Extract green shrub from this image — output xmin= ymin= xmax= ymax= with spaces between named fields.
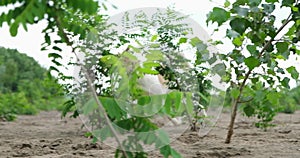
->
xmin=0 ymin=92 xmax=37 ymax=120
xmin=0 ymin=47 xmax=65 ymax=121
xmin=280 ymin=96 xmax=297 ymax=114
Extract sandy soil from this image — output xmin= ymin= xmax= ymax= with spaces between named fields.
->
xmin=0 ymin=110 xmax=299 ymax=158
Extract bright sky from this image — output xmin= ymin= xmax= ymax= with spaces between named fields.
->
xmin=0 ymin=0 xmax=299 ymax=86
xmin=0 ymin=0 xmax=218 ymax=68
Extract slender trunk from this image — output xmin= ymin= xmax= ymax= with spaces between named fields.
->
xmin=225 ymin=97 xmax=239 ymax=143
xmin=225 ymin=77 xmax=247 ymax=144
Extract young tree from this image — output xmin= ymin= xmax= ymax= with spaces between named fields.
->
xmin=2 ymin=0 xmax=299 ymax=157
xmin=71 ymin=8 xmax=215 ymax=157
xmin=207 ymin=0 xmax=300 ymax=143
xmin=1 ymin=1 xmax=201 ymax=157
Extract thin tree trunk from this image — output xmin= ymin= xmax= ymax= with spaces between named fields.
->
xmin=225 ymin=97 xmax=239 ymax=143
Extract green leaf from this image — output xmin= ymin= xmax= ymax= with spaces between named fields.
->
xmin=138 ymin=67 xmax=159 ymax=75
xmin=190 ymin=37 xmax=208 ymax=54
xmin=249 ymin=0 xmax=262 ymax=6
xmin=226 ymin=29 xmax=240 ymax=38
xmin=86 ymin=30 xmax=98 ymax=43
xmin=262 ymin=4 xmax=276 ymax=13
xmin=147 ymin=50 xmax=164 ymax=61
xmin=122 ymin=51 xmax=138 ymax=61
xmin=145 ymin=133 xmax=156 ymax=145
xmin=159 ymin=145 xmax=171 ymax=157
xmin=265 ymin=0 xmax=278 ymax=2
xmin=157 ymin=129 xmax=170 ymax=145
xmin=292 ymin=6 xmax=300 ymax=20
xmin=276 ymin=68 xmax=284 ymax=74
xmin=246 ymin=45 xmax=257 ymax=55
xmin=212 ymin=63 xmax=226 ymax=76
xmin=150 ymin=43 xmax=160 ymax=48
xmin=206 ymin=7 xmax=230 ymax=26
xmin=254 ymin=89 xmax=266 ymax=102
xmin=164 ymin=91 xmax=183 ymax=116
xmin=267 ymin=69 xmax=275 ymax=75
xmin=0 ymin=0 xmax=21 ymax=6
xmin=8 ymin=0 xmax=46 ymax=36
xmin=93 ymin=126 xmax=112 ymax=141
xmin=82 ymin=99 xmax=97 ymax=115
xmin=286 ymin=66 xmax=299 ymax=79
xmin=233 ymin=0 xmax=248 ymax=5
xmin=233 ymin=37 xmax=244 ymax=46
xmin=66 ymin=0 xmax=98 ymax=14
xmin=282 ymin=0 xmax=295 ymax=7
xmin=230 ymin=18 xmax=250 ymax=35
xmin=21 ymin=21 xmax=28 ymax=32
xmin=244 ymin=56 xmax=260 ymax=70
xmin=48 ymin=53 xmax=62 ymax=59
xmin=232 ymin=6 xmax=249 ymax=17
xmin=101 ymin=3 xmax=107 ymax=10
xmin=207 ymin=54 xmax=217 ymax=64
xmin=62 ymin=100 xmax=75 ymax=117
xmin=224 ymin=0 xmax=231 ymax=7
xmin=266 ymin=43 xmax=274 ymax=52
xmin=137 ymin=96 xmax=151 ymax=105
xmin=185 ymin=92 xmax=194 ymax=115
xmin=251 ymin=77 xmax=259 ymax=83
xmin=143 ymin=61 xmax=160 ymax=68
xmin=53 ymin=46 xmax=62 ymax=52
xmin=44 ymin=33 xmax=51 ymax=45
xmin=281 ymin=77 xmax=290 ymax=88
xmin=100 ymin=97 xmax=125 ymax=120
xmin=276 ymin=42 xmax=289 ymax=54
xmin=49 ymin=66 xmax=59 ymax=73
xmin=230 ymin=88 xmax=240 ymax=99
xmin=151 ymin=35 xmax=158 ymax=42
xmin=100 ymin=55 xmax=118 ymax=65
xmin=178 ymin=37 xmax=187 ymax=44
xmin=51 ymin=59 xmax=62 ymax=66
xmin=9 ymin=22 xmax=19 ymax=36
xmin=244 ymin=105 xmax=255 ymax=117
xmin=170 ymin=148 xmax=182 ymax=158
xmin=190 ymin=37 xmax=202 ymax=47
xmin=247 ymin=32 xmax=262 ymax=43
xmin=128 ymin=45 xmax=141 ymax=53
xmin=267 ymin=92 xmax=280 ymax=105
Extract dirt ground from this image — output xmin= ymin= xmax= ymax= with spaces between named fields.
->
xmin=0 ymin=110 xmax=299 ymax=158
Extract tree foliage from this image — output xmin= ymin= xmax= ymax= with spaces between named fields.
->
xmin=0 ymin=0 xmax=113 ymax=115
xmin=0 ymin=47 xmax=65 ymax=121
xmin=0 ymin=1 xmax=197 ymax=157
xmin=70 ymin=8 xmax=214 ymax=157
xmin=207 ymin=0 xmax=300 ymax=143
xmin=1 ymin=0 xmax=300 ymax=157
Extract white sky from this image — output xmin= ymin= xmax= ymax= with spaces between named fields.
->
xmin=0 ymin=0 xmax=218 ymax=68
xmin=0 ymin=0 xmax=299 ymax=86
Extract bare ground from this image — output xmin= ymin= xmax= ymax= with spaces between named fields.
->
xmin=0 ymin=110 xmax=299 ymax=158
